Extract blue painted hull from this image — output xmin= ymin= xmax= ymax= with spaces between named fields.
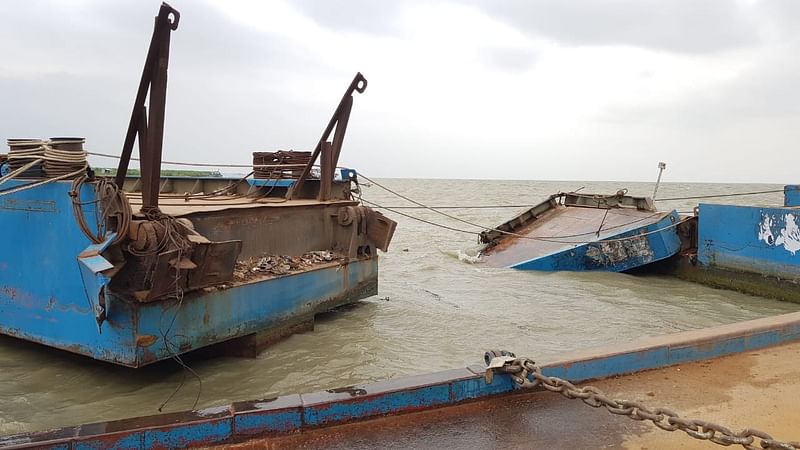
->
xmin=698 ymin=203 xmax=800 ymax=282
xmin=479 ymin=191 xmax=683 ymax=272
xmin=511 ymin=211 xmax=682 ymax=272
xmin=0 ymin=179 xmax=380 ymax=367
xmin=4 ymin=311 xmax=799 ymax=448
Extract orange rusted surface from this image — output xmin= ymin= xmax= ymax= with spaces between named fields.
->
xmin=208 ymin=341 xmax=800 ymax=450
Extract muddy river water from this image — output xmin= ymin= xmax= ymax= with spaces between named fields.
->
xmin=0 ymin=179 xmax=797 ymax=433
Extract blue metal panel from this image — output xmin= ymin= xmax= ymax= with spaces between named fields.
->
xmin=784 ymin=185 xmax=800 ymax=207
xmin=541 ymin=347 xmax=670 ymax=383
xmin=245 ymin=169 xmax=355 ymax=188
xmin=78 ymin=255 xmax=114 ymax=273
xmin=698 ymin=203 xmax=800 ymax=280
xmin=0 ymin=180 xmax=138 ymax=364
xmin=450 ymin=372 xmax=515 ymax=401
xmin=511 ymin=211 xmax=681 ymax=272
xmin=782 ymin=322 xmax=800 ymax=340
xmin=6 ymin=312 xmax=800 ymax=448
xmin=246 ymin=179 xmax=294 ymax=188
xmin=231 ymin=394 xmax=303 ymax=435
xmin=669 ymin=337 xmax=748 ymax=364
xmin=0 ymin=179 xmax=379 ymax=366
xmin=668 ymin=330 xmax=783 ymax=365
xmin=302 ymin=384 xmax=452 ymax=427
xmin=142 ymin=419 xmax=231 ymax=449
xmin=133 ymin=258 xmax=377 ymax=365
xmin=73 ymin=432 xmax=143 ymax=450
xmin=234 ymin=409 xmax=302 ymax=435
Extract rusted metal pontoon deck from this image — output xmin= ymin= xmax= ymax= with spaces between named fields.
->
xmin=211 ymin=341 xmax=800 ymax=450
xmin=4 ymin=312 xmax=799 ymax=449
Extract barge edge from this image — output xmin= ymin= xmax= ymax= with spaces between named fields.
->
xmin=4 ymin=311 xmax=800 ymax=449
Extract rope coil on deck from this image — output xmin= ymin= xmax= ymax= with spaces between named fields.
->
xmin=1 ymin=141 xmax=89 ymax=197
xmin=485 ymin=353 xmax=799 ymax=450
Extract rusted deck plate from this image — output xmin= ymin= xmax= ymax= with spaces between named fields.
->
xmin=3 ymin=313 xmax=800 ymax=448
xmin=213 ymin=341 xmax=800 ymax=450
xmin=124 ymin=194 xmax=356 ymax=216
xmin=481 ymin=206 xmax=669 ymax=268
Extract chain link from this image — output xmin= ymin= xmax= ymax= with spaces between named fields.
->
xmin=488 ymin=356 xmax=798 ymax=450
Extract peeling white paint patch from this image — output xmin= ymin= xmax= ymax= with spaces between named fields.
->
xmin=779 ymin=214 xmax=800 ymax=255
xmin=758 ymin=213 xmax=800 ymax=255
xmin=758 ymin=215 xmax=775 ymax=245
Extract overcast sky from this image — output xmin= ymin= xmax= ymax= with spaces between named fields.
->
xmin=1 ymin=0 xmax=798 ymax=183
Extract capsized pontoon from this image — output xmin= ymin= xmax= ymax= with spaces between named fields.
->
xmin=478 ymin=191 xmax=681 ymax=271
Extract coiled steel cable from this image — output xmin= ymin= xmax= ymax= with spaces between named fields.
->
xmin=70 ymin=175 xmax=131 ymax=245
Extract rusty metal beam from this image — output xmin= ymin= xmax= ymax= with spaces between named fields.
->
xmin=330 ymin=95 xmax=353 ymax=168
xmin=286 ymin=72 xmax=367 ymax=200
xmin=318 ymin=142 xmax=334 ymax=201
xmin=116 ymin=2 xmax=180 ymax=212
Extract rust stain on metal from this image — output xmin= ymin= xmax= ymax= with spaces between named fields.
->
xmin=135 ymin=334 xmax=158 ymax=347
xmin=0 ymin=286 xmax=18 ymax=299
xmin=326 ymin=386 xmax=368 ymax=397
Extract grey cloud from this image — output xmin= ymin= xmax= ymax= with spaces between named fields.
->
xmin=287 ymin=0 xmax=406 ymax=35
xmin=0 ymin=73 xmax=130 ymax=142
xmin=602 ymin=46 xmax=800 ymax=130
xmin=0 ymin=1 xmax=325 ymax=77
xmin=478 ymin=46 xmax=539 ymax=73
xmin=0 ymin=1 xmax=350 ymax=164
xmin=468 ymin=0 xmax=759 ymax=54
xmin=288 ymin=0 xmax=542 ymax=73
xmin=287 ymin=0 xmax=762 ymax=54
xmin=757 ymin=0 xmax=800 ymax=41
xmin=2 ymin=0 xmax=799 ymax=183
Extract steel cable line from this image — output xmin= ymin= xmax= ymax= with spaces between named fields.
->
xmin=357 ymin=173 xmax=679 ymax=244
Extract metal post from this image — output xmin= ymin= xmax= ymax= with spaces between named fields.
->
xmin=318 ymin=141 xmax=334 ymax=201
xmin=653 ymin=161 xmax=666 ymax=200
xmin=141 ymin=11 xmax=173 ymax=211
xmin=286 ymin=73 xmax=367 ymax=200
xmin=116 ymin=3 xmax=180 ymax=212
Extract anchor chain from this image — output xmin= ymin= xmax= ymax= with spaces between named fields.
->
xmin=484 ymin=353 xmax=798 ymax=450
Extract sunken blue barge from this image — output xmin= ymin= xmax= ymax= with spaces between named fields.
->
xmin=0 ymin=3 xmax=396 ymax=367
xmin=478 ymin=191 xmax=682 ymax=271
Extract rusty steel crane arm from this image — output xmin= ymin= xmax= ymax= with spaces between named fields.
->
xmin=115 ymin=2 xmax=180 ymax=212
xmin=286 ymin=73 xmax=368 ymax=200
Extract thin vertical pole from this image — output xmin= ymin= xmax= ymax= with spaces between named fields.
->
xmin=653 ymin=161 xmax=667 ymax=200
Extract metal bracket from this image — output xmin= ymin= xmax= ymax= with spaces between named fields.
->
xmin=286 ymin=72 xmax=367 ymax=200
xmin=77 ymin=232 xmax=119 ymax=333
xmin=483 ymin=349 xmax=517 ymax=384
xmin=484 ymin=356 xmax=517 ymax=384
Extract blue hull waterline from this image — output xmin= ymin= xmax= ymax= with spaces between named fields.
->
xmin=0 ymin=4 xmax=396 ymax=367
xmin=0 ymin=8 xmax=395 ymax=368
xmin=663 ymin=185 xmax=800 ymax=303
xmin=3 ymin=311 xmax=799 ymax=449
xmin=4 ymin=4 xmax=800 ymax=448
xmin=0 ymin=175 xmax=392 ymax=367
xmin=478 ymin=191 xmax=683 ymax=272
